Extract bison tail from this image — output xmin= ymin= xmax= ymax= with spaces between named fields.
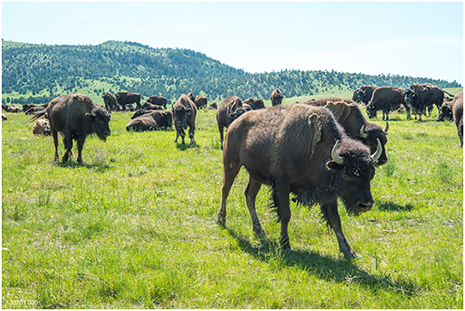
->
xmin=443 ymin=90 xmax=455 ymax=97
xmin=29 ymin=109 xmax=47 ymax=123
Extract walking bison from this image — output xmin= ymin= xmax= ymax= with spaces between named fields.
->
xmin=216 ymin=96 xmax=248 ymax=150
xmin=217 ymin=103 xmax=381 ymax=259
xmin=172 ymin=94 xmax=197 ymax=145
xmin=367 ymin=87 xmax=410 ymax=120
xmin=116 ymin=92 xmax=143 ymax=110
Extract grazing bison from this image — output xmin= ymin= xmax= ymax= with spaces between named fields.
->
xmin=208 ymin=101 xmax=218 ymax=110
xmin=304 ymin=99 xmax=388 ymax=166
xmin=146 ymin=95 xmax=168 ymax=109
xmin=116 ymin=92 xmax=143 ymax=110
xmin=367 ymin=87 xmax=409 ymax=120
xmin=32 ymin=116 xmax=51 ymax=136
xmin=217 ymin=104 xmax=381 ymax=258
xmin=216 ymin=96 xmax=248 ymax=150
xmin=270 ymin=88 xmax=283 ymax=106
xmin=172 ymin=94 xmax=197 ymax=145
xmin=244 ymin=98 xmax=266 ymax=110
xmin=195 ymin=95 xmax=208 ymax=109
xmin=102 ymin=92 xmax=118 ymax=112
xmin=33 ymin=94 xmax=111 ymax=163
xmin=126 ymin=114 xmax=158 ymax=132
xmin=352 ymin=86 xmax=377 ymax=106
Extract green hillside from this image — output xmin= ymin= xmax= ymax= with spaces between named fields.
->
xmin=2 ymin=39 xmax=462 ymax=105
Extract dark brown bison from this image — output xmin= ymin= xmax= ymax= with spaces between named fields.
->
xmin=33 ymin=94 xmax=111 ymax=163
xmin=194 ymin=95 xmax=208 ymax=109
xmin=3 ymin=104 xmax=23 ymax=113
xmin=32 ymin=116 xmax=51 ymax=136
xmin=367 ymin=87 xmax=410 ymax=120
xmin=304 ymin=97 xmax=356 ymax=106
xmin=403 ymin=84 xmax=452 ymax=120
xmin=146 ymin=95 xmax=168 ymax=109
xmin=208 ymin=101 xmax=218 ymax=110
xmin=116 ymin=92 xmax=143 ymax=110
xmin=451 ymin=91 xmax=463 ymax=146
xmin=304 ymin=99 xmax=388 ymax=166
xmin=270 ymin=88 xmax=284 ymax=106
xmin=352 ymin=86 xmax=377 ymax=106
xmin=244 ymin=98 xmax=266 ymax=110
xmin=217 ymin=104 xmax=381 ymax=258
xmin=102 ymin=92 xmax=118 ymax=112
xmin=216 ymin=96 xmax=247 ymax=150
xmin=130 ymin=110 xmax=173 ymax=129
xmin=187 ymin=92 xmax=196 ymax=103
xmin=140 ymin=102 xmax=164 ymax=111
xmin=25 ymin=105 xmax=48 ymax=115
xmin=172 ymin=94 xmax=197 ymax=145
xmin=126 ymin=114 xmax=158 ymax=132
xmin=22 ymin=103 xmax=47 ymax=113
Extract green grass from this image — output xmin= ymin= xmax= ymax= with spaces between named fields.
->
xmin=2 ymin=103 xmax=463 ymax=308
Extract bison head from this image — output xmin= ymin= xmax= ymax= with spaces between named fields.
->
xmin=328 ymin=139 xmax=381 ymax=215
xmin=227 ymin=98 xmax=247 ymax=126
xmin=172 ymin=105 xmax=191 ymax=130
xmin=86 ymin=107 xmax=111 ymax=142
xmin=402 ymin=89 xmax=416 ymax=110
xmin=438 ymin=104 xmax=453 ymax=121
xmin=359 ymin=123 xmax=388 ymax=166
xmin=353 ymin=90 xmax=366 ymax=103
xmin=366 ymin=104 xmax=377 ymax=119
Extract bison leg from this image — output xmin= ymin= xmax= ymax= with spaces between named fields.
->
xmin=244 ymin=176 xmax=265 ymax=235
xmin=321 ymin=202 xmax=357 ymax=259
xmin=273 ymin=181 xmax=291 ymax=250
xmin=51 ymin=128 xmax=59 ymax=161
xmin=189 ymin=125 xmax=196 ymax=146
xmin=76 ymin=136 xmax=86 ymax=163
xmin=217 ymin=157 xmax=242 ymax=227
xmin=62 ymin=133 xmax=73 ymax=162
xmin=218 ymin=124 xmax=225 ymax=150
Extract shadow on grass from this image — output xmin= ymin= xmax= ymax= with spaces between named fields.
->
xmin=56 ymin=160 xmax=112 ymax=171
xmin=377 ymin=201 xmax=414 ymax=212
xmin=224 ymin=227 xmax=419 ymax=298
xmin=176 ymin=143 xmax=199 ymax=150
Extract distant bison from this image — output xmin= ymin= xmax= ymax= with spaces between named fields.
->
xmin=403 ymin=84 xmax=452 ymax=120
xmin=208 ymin=101 xmax=218 ymax=110
xmin=172 ymin=94 xmax=197 ymax=145
xmin=126 ymin=114 xmax=158 ymax=132
xmin=102 ymin=92 xmax=118 ymax=112
xmin=140 ymin=102 xmax=164 ymax=111
xmin=146 ymin=96 xmax=168 ymax=109
xmin=217 ymin=104 xmax=381 ymax=258
xmin=216 ymin=96 xmax=247 ymax=150
xmin=195 ymin=95 xmax=208 ymax=109
xmin=270 ymin=88 xmax=283 ymax=106
xmin=116 ymin=92 xmax=143 ymax=110
xmin=244 ymin=98 xmax=266 ymax=110
xmin=352 ymin=86 xmax=377 ymax=106
xmin=367 ymin=87 xmax=409 ymax=120
xmin=33 ymin=94 xmax=111 ymax=163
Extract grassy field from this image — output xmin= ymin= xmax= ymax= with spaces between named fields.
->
xmin=2 ymin=98 xmax=463 ymax=308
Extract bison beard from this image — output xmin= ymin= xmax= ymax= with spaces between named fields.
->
xmin=217 ymin=104 xmax=380 ymax=259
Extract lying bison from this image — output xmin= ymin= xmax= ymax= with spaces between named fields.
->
xmin=216 ymin=96 xmax=248 ymax=150
xmin=172 ymin=94 xmax=197 ymax=145
xmin=146 ymin=95 xmax=168 ymax=109
xmin=33 ymin=94 xmax=111 ymax=163
xmin=304 ymin=99 xmax=388 ymax=166
xmin=217 ymin=104 xmax=381 ymax=259
xmin=126 ymin=114 xmax=158 ymax=132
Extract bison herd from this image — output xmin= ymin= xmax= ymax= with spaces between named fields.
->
xmin=2 ymin=84 xmax=463 ymax=258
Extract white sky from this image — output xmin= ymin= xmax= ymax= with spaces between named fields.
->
xmin=2 ymin=1 xmax=463 ymax=84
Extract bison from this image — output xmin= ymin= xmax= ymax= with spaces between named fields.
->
xmin=304 ymin=99 xmax=388 ymax=166
xmin=102 ymin=92 xmax=118 ymax=112
xmin=244 ymin=98 xmax=266 ymax=110
xmin=172 ymin=94 xmax=197 ymax=145
xmin=126 ymin=114 xmax=158 ymax=132
xmin=451 ymin=91 xmax=463 ymax=146
xmin=33 ymin=94 xmax=111 ymax=163
xmin=270 ymin=88 xmax=283 ymax=106
xmin=2 ymin=113 xmax=7 ymax=121
xmin=140 ymin=102 xmax=164 ymax=111
xmin=217 ymin=104 xmax=381 ymax=259
xmin=216 ymin=96 xmax=248 ymax=150
xmin=116 ymin=92 xmax=143 ymax=110
xmin=146 ymin=95 xmax=168 ymax=109
xmin=194 ymin=95 xmax=208 ymax=110
xmin=367 ymin=87 xmax=410 ymax=120
xmin=208 ymin=101 xmax=218 ymax=110
xmin=352 ymin=86 xmax=377 ymax=106
xmin=403 ymin=84 xmax=452 ymax=120
xmin=32 ymin=116 xmax=51 ymax=136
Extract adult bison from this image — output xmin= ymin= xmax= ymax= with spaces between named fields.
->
xmin=102 ymin=92 xmax=118 ymax=112
xmin=403 ymin=84 xmax=452 ymax=120
xmin=304 ymin=99 xmax=388 ymax=166
xmin=33 ymin=94 xmax=111 ymax=163
xmin=270 ymin=88 xmax=283 ymax=106
xmin=216 ymin=96 xmax=247 ymax=150
xmin=244 ymin=98 xmax=266 ymax=110
xmin=146 ymin=95 xmax=168 ymax=109
xmin=131 ymin=110 xmax=172 ymax=129
xmin=194 ymin=95 xmax=208 ymax=110
xmin=126 ymin=114 xmax=158 ymax=132
xmin=140 ymin=102 xmax=164 ymax=111
xmin=451 ymin=91 xmax=463 ymax=146
xmin=352 ymin=86 xmax=377 ymax=106
xmin=217 ymin=104 xmax=381 ymax=259
xmin=116 ymin=92 xmax=143 ymax=110
xmin=172 ymin=94 xmax=197 ymax=145
xmin=438 ymin=91 xmax=463 ymax=122
xmin=367 ymin=87 xmax=410 ymax=120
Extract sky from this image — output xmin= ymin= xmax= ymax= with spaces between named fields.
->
xmin=2 ymin=1 xmax=463 ymax=84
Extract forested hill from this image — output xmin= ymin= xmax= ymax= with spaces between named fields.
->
xmin=2 ymin=39 xmax=461 ymax=104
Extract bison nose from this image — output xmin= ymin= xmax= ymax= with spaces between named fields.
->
xmin=104 ymin=130 xmax=111 ymax=137
xmin=357 ymin=201 xmax=373 ymax=212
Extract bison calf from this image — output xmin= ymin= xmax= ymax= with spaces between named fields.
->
xmin=217 ymin=104 xmax=381 ymax=259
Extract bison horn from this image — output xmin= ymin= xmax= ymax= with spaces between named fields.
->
xmin=371 ymin=138 xmax=383 ymax=163
xmin=384 ymin=121 xmax=389 ymax=133
xmin=331 ymin=140 xmax=344 ymax=165
xmin=360 ymin=125 xmax=368 ymax=139
xmin=91 ymin=107 xmax=96 ymax=117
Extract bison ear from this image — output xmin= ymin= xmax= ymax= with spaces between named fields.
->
xmin=85 ymin=112 xmax=93 ymax=119
xmin=327 ymin=160 xmax=344 ymax=170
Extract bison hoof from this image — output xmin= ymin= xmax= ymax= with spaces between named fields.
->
xmin=343 ymin=251 xmax=358 ymax=260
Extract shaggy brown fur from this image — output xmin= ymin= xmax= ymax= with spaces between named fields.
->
xmin=216 ymin=96 xmax=247 ymax=150
xmin=270 ymin=88 xmax=283 ymax=106
xmin=172 ymin=94 xmax=197 ymax=145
